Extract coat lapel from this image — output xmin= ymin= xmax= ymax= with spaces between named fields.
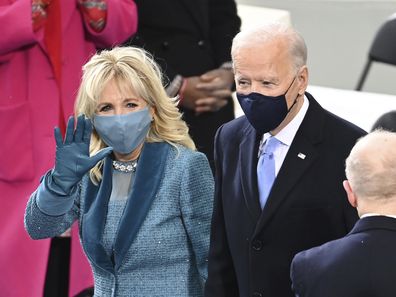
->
xmin=253 ymin=93 xmax=324 ymax=236
xmin=113 ymin=142 xmax=170 ymax=270
xmin=82 ymin=157 xmax=114 ymax=273
xmin=60 ymin=1 xmax=76 ymax=35
xmin=239 ymin=122 xmax=262 ymax=222
xmin=37 ymin=1 xmax=76 ymax=58
xmin=81 ymin=142 xmax=170 ymax=273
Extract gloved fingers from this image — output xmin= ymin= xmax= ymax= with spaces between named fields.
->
xmin=89 ymin=147 xmax=113 ymax=166
xmin=64 ymin=116 xmax=75 ymax=144
xmin=74 ymin=115 xmax=85 ymax=143
xmin=54 ymin=127 xmax=64 ymax=147
xmin=83 ymin=117 xmax=93 ymax=144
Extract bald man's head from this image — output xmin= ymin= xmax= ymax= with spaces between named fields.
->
xmin=346 ymin=130 xmax=396 ymax=202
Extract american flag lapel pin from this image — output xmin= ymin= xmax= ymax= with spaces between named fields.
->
xmin=297 ymin=153 xmax=306 ymax=159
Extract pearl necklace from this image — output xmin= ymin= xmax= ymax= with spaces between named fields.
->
xmin=112 ymin=159 xmax=138 ymax=173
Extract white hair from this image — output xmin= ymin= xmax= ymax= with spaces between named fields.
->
xmin=231 ymin=22 xmax=307 ymax=72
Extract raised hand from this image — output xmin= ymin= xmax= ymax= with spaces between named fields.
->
xmin=51 ymin=115 xmax=113 ymax=193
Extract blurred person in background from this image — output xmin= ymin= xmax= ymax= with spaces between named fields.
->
xmin=371 ymin=110 xmax=396 ymax=132
xmin=126 ymin=0 xmax=241 ymax=171
xmin=0 ymin=1 xmax=137 ymax=296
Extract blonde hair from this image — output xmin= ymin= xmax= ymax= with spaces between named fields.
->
xmin=345 ymin=130 xmax=396 ymax=201
xmin=74 ymin=46 xmax=195 ymax=183
xmin=231 ymin=22 xmax=307 ymax=72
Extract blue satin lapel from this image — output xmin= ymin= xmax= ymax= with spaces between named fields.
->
xmin=81 ymin=143 xmax=170 ymax=272
xmin=113 ymin=142 xmax=170 ymax=270
xmin=82 ymin=157 xmax=114 ymax=273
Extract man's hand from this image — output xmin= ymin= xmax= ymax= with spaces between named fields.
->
xmin=179 ymin=76 xmax=209 ymax=110
xmin=197 ymin=68 xmax=234 ymax=94
xmin=181 ymin=68 xmax=234 ymax=114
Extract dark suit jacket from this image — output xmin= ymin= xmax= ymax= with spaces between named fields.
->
xmin=291 ymin=216 xmax=396 ymax=297
xmin=126 ymin=0 xmax=241 ymax=169
xmin=205 ymin=93 xmax=367 ymax=297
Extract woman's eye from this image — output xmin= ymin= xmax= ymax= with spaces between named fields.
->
xmin=126 ymin=102 xmax=138 ymax=108
xmin=99 ymin=105 xmax=112 ymax=112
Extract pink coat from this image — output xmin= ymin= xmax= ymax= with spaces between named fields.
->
xmin=0 ymin=1 xmax=137 ymax=296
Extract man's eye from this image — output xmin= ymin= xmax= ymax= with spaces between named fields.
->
xmin=238 ymin=80 xmax=249 ymax=86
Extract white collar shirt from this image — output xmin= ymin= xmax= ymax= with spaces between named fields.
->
xmin=258 ymin=95 xmax=309 ymax=176
xmin=361 ymin=213 xmax=396 ymax=219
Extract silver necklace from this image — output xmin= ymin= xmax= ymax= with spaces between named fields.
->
xmin=112 ymin=159 xmax=138 ymax=173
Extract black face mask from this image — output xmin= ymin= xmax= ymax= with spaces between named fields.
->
xmin=236 ymin=76 xmax=299 ymax=134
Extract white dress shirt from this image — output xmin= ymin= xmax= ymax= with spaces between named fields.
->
xmin=258 ymin=95 xmax=309 ymax=176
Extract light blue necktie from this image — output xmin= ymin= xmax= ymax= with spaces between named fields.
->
xmin=257 ymin=136 xmax=280 ymax=209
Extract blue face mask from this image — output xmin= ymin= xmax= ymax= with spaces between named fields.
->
xmin=93 ymin=107 xmax=152 ymax=154
xmin=236 ymin=77 xmax=298 ymax=134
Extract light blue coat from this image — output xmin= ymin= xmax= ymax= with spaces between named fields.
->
xmin=25 ymin=142 xmax=214 ymax=297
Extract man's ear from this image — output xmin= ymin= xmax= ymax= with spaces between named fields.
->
xmin=297 ymin=66 xmax=308 ymax=96
xmin=343 ymin=180 xmax=358 ymax=208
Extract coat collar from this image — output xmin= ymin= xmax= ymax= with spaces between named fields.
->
xmin=349 ymin=216 xmax=396 ymax=235
xmin=37 ymin=1 xmax=76 ymax=56
xmin=82 ymin=142 xmax=170 ymax=273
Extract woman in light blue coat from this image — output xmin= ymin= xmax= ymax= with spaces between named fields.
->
xmin=24 ymin=47 xmax=214 ymax=297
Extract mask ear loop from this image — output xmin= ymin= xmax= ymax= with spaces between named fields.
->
xmin=287 ymin=94 xmax=300 ymax=112
xmin=284 ymin=75 xmax=297 ymax=96
xmin=284 ymin=73 xmax=299 ymax=113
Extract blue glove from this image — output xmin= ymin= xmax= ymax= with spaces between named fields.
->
xmin=51 ymin=115 xmax=113 ymax=194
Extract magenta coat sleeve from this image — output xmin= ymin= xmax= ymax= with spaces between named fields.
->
xmin=0 ymin=0 xmax=38 ymax=57
xmin=0 ymin=1 xmax=137 ymax=296
xmin=0 ymin=0 xmax=138 ymax=57
xmin=85 ymin=0 xmax=138 ymax=49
